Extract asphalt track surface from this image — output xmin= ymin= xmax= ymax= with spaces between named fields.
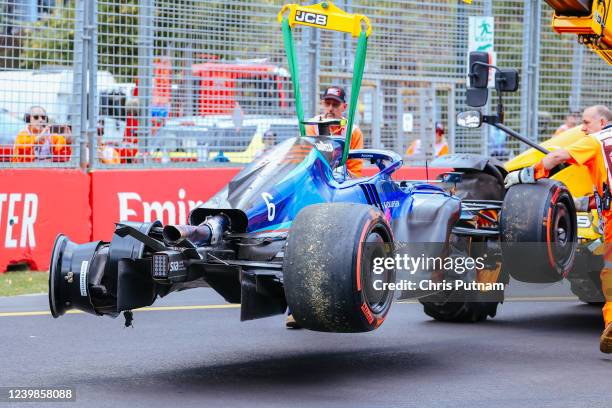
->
xmin=0 ymin=282 xmax=610 ymax=408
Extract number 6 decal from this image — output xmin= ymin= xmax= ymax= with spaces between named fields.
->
xmin=261 ymin=192 xmax=275 ymax=221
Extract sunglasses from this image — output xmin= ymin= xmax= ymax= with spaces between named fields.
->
xmin=32 ymin=115 xmax=47 ymax=121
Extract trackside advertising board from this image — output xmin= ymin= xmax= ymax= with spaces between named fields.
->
xmin=0 ymin=169 xmax=90 ymax=272
xmin=0 ymin=166 xmax=447 ymax=272
xmin=90 ymin=168 xmax=240 ymax=240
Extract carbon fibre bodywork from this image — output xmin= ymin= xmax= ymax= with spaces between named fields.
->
xmin=199 ymin=136 xmax=461 ymax=240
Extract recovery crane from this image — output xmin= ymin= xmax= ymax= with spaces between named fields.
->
xmin=546 ymin=0 xmax=612 ymax=64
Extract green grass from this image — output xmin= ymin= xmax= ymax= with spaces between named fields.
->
xmin=0 ymin=271 xmax=48 ymax=297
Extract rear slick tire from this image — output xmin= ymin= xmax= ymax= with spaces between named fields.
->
xmin=420 ymin=236 xmax=509 ymax=323
xmin=283 ymin=203 xmax=395 ymax=332
xmin=421 ymin=169 xmax=507 ymax=323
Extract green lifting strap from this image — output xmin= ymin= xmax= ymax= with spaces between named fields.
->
xmin=342 ymin=31 xmax=367 ymax=166
xmin=282 ymin=17 xmax=306 ymax=137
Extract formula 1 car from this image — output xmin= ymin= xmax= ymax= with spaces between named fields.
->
xmin=48 ymin=4 xmax=578 ymax=330
xmin=49 ymin=123 xmax=578 ymax=330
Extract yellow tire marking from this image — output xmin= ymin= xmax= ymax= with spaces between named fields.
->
xmin=0 ymin=303 xmax=240 ymax=317
xmin=0 ymin=296 xmax=581 ymax=318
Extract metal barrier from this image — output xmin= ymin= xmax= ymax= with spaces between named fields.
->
xmin=1 ymin=0 xmax=612 ymax=168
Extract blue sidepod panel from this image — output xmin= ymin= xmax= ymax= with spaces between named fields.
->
xmin=197 ymin=136 xmax=461 ymax=241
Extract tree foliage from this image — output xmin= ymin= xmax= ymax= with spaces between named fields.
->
xmin=19 ymin=1 xmax=139 ymax=80
xmin=19 ymin=0 xmax=282 ymax=81
xmin=19 ymin=3 xmax=75 ymax=69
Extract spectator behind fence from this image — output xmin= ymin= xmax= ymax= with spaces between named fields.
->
xmin=554 ymin=112 xmax=579 ymax=136
xmin=255 ymin=130 xmax=277 ymax=159
xmin=91 ymin=119 xmax=120 ymax=165
xmin=488 ymin=126 xmax=510 ymax=161
xmin=406 ymin=122 xmax=449 ymax=158
xmin=121 ymin=97 xmax=139 ymax=163
xmin=12 ymin=106 xmax=71 ymax=162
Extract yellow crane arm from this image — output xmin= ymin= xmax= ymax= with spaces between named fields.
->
xmin=278 ymin=2 xmax=371 ymax=37
xmin=546 ymin=0 xmax=612 ymax=65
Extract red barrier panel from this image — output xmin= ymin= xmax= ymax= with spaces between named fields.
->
xmin=90 ymin=168 xmax=241 ymax=241
xmin=0 ymin=169 xmax=90 ymax=272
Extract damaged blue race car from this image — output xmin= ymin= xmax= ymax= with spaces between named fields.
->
xmin=48 ymin=3 xmax=578 ymax=332
xmin=48 ymin=116 xmax=578 ymax=331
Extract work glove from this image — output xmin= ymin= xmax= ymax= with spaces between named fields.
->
xmin=504 ymin=166 xmax=535 ymax=189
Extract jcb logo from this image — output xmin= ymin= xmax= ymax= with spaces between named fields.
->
xmin=295 ymin=10 xmax=328 ymax=26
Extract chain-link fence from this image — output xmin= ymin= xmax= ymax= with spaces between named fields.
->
xmin=0 ymin=0 xmax=80 ymax=165
xmin=1 ymin=0 xmax=612 ymax=168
